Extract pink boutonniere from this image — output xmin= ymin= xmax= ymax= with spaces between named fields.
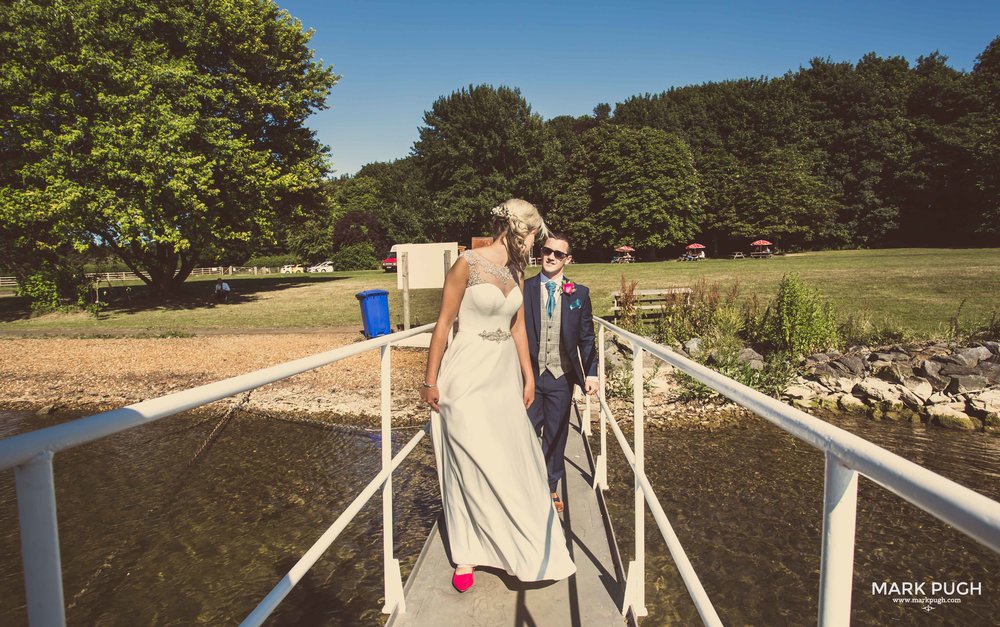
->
xmin=562 ymin=278 xmax=576 ymax=295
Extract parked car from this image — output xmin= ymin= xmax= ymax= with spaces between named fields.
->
xmin=381 ymin=254 xmax=397 ymax=272
xmin=307 ymin=261 xmax=334 ymax=273
xmin=280 ymin=264 xmax=304 ymax=274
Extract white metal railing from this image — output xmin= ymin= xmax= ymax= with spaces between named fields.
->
xmin=0 ymin=323 xmax=435 ymax=627
xmin=589 ymin=317 xmax=1000 ymax=626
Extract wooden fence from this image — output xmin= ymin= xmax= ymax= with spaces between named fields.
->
xmin=0 ymin=266 xmax=280 ymax=289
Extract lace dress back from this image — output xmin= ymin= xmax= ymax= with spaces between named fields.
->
xmin=464 ymin=249 xmax=517 ymax=296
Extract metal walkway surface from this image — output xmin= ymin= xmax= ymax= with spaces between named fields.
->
xmin=388 ymin=402 xmax=630 ymax=627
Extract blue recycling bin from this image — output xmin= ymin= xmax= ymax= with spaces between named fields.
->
xmin=356 ymin=289 xmax=391 ymax=338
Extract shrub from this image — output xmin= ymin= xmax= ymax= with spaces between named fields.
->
xmin=945 ymin=301 xmax=1000 ymax=342
xmin=761 ymin=273 xmax=840 ymax=357
xmin=603 ymin=360 xmax=658 ymax=400
xmin=650 ymin=279 xmax=740 ymax=345
xmin=616 ymin=275 xmax=642 ymax=333
xmin=839 ymin=312 xmax=912 ymax=347
xmin=17 ymin=263 xmax=90 ymax=313
xmin=331 ymin=242 xmax=379 ymax=271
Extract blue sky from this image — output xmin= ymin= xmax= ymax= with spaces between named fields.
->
xmin=275 ymin=1 xmax=1000 ymax=176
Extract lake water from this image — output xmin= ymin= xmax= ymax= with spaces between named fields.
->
xmin=1 ymin=408 xmax=997 ymax=625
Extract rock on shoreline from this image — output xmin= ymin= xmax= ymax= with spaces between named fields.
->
xmin=784 ymin=341 xmax=1000 ymax=432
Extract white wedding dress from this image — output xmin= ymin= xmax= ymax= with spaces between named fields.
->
xmin=431 ymin=249 xmax=576 ymax=582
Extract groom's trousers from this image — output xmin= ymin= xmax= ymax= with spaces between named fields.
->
xmin=527 ymin=370 xmax=575 ymax=493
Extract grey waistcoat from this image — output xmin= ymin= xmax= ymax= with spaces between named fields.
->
xmin=539 ymin=285 xmax=573 ymax=378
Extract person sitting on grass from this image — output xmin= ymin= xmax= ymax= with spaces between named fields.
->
xmin=214 ymin=278 xmax=231 ymax=303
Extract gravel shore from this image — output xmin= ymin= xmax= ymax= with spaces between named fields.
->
xmin=0 ymin=334 xmax=430 ymax=427
xmin=0 ymin=333 xmax=749 ymax=433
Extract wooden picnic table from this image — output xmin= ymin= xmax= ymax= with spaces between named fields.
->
xmin=729 ymin=252 xmax=745 ymax=259
xmin=750 ymin=251 xmax=772 ymax=259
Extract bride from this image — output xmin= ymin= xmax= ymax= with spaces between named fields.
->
xmin=420 ymin=199 xmax=576 ymax=593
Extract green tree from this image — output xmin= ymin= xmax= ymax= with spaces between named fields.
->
xmin=0 ymin=0 xmax=337 ymax=296
xmin=791 ymin=54 xmax=913 ymax=245
xmin=706 ymin=147 xmax=842 ymax=249
xmin=356 ymin=157 xmax=433 ymax=247
xmin=551 ymin=124 xmax=703 ymax=257
xmin=969 ymin=37 xmax=1000 ymax=240
xmin=412 ymin=84 xmax=558 ymax=242
xmin=896 ymin=52 xmax=983 ymax=245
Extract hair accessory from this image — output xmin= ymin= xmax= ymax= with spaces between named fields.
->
xmin=490 ymin=204 xmax=511 ymax=219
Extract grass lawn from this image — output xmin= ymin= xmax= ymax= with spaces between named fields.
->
xmin=0 ymin=248 xmax=997 ymax=337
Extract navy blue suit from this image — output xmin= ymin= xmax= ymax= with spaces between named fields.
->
xmin=523 ymin=272 xmax=598 ymax=492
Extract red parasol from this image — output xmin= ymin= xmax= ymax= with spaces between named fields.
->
xmin=685 ymin=243 xmax=706 ymax=249
xmin=751 ymin=239 xmax=772 ymax=247
xmin=615 ymin=246 xmax=635 ymax=252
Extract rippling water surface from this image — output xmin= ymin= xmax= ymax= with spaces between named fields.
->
xmin=597 ymin=412 xmax=1000 ymax=626
xmin=1 ymin=409 xmax=997 ymax=625
xmin=0 ymin=410 xmax=441 ymax=626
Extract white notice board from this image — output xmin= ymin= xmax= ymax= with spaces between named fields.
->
xmin=395 ymin=242 xmax=459 ymax=289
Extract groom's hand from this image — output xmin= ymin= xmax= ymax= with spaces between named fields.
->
xmin=585 ymin=376 xmax=598 ymax=395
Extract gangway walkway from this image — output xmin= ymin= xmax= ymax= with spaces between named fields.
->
xmin=388 ymin=401 xmax=629 ymax=626
xmin=2 ymin=319 xmax=998 ymax=626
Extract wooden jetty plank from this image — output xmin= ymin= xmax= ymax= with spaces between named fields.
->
xmin=388 ymin=401 xmax=628 ymax=626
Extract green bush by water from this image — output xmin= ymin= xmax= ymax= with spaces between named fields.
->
xmin=762 ymin=273 xmax=840 ymax=357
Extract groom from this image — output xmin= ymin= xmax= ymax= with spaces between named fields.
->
xmin=524 ymin=233 xmax=598 ymax=513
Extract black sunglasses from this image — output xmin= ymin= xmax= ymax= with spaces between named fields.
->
xmin=540 ymin=246 xmax=569 ymax=260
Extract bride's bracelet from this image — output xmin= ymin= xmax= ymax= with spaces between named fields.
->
xmin=421 ymin=381 xmax=437 ymax=388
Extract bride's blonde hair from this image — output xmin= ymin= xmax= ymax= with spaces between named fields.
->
xmin=489 ymin=199 xmax=548 ymax=279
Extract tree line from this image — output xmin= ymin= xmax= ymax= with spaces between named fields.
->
xmin=326 ymin=38 xmax=998 ymax=264
xmin=1 ymin=0 xmax=997 ymax=303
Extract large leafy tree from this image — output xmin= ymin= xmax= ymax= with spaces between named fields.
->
xmin=411 ymin=84 xmax=558 ymax=243
xmin=0 ymin=0 xmax=337 ymax=296
xmin=355 ymin=157 xmax=433 ymax=246
xmin=968 ymin=37 xmax=1000 ymax=240
xmin=551 ymin=124 xmax=703 ymax=258
xmin=791 ymin=54 xmax=914 ymax=246
xmin=894 ymin=52 xmax=982 ymax=245
xmin=703 ymin=147 xmax=841 ymax=249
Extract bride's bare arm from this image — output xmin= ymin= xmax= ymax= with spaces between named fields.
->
xmin=510 ymin=278 xmax=535 ymax=409
xmin=421 ymin=257 xmax=469 ymax=411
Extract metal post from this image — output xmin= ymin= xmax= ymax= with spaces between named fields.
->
xmin=15 ymin=451 xmax=66 ymax=627
xmin=818 ymin=454 xmax=858 ymax=626
xmin=593 ymin=325 xmax=607 ymax=491
xmin=632 ymin=343 xmax=647 ymax=616
xmin=401 ymin=252 xmax=410 ymax=331
xmin=380 ymin=345 xmax=405 ymax=614
xmin=443 ymin=249 xmax=452 ymax=279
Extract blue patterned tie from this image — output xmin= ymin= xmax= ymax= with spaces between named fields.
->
xmin=545 ymin=280 xmax=557 ymax=318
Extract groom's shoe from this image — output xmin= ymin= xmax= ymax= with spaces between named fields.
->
xmin=452 ymin=567 xmax=475 ymax=593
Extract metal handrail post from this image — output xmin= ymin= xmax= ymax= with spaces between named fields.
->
xmin=818 ymin=454 xmax=859 ymax=626
xmin=15 ymin=451 xmax=66 ymax=627
xmin=632 ymin=343 xmax=647 ymax=617
xmin=380 ymin=345 xmax=405 ymax=614
xmin=593 ymin=325 xmax=608 ymax=491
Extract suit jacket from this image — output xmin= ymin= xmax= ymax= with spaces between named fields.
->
xmin=524 ymin=272 xmax=598 ymax=385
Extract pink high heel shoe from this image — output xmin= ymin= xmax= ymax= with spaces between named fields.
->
xmin=452 ymin=567 xmax=475 ymax=593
